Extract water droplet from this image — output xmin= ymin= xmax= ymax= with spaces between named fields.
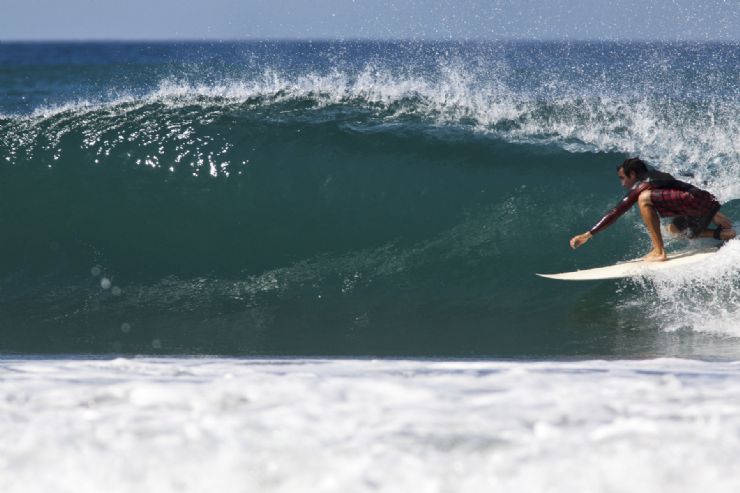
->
xmin=91 ymin=265 xmax=102 ymax=276
xmin=121 ymin=323 xmax=131 ymax=333
xmin=100 ymin=278 xmax=112 ymax=290
xmin=151 ymin=339 xmax=162 ymax=349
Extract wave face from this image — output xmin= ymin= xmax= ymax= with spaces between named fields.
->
xmin=1 ymin=41 xmax=739 ymax=356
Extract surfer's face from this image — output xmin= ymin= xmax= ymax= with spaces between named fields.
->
xmin=618 ymin=168 xmax=638 ymax=189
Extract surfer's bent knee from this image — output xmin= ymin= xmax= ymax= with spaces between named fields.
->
xmin=667 ymin=223 xmax=681 ymax=236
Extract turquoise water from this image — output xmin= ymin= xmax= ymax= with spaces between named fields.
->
xmin=1 ymin=41 xmax=739 ymax=356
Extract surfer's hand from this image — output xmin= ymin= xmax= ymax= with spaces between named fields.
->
xmin=570 ymin=232 xmax=592 ymax=249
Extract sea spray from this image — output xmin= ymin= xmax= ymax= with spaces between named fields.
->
xmin=631 ymin=239 xmax=740 ymax=336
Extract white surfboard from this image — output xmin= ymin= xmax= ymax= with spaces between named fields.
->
xmin=537 ymin=246 xmax=721 ymax=281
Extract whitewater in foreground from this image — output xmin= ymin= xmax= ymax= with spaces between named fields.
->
xmin=1 ymin=357 xmax=739 ymax=492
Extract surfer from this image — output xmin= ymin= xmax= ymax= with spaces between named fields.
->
xmin=569 ymin=157 xmax=736 ymax=262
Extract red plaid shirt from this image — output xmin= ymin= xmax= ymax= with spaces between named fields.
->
xmin=589 ymin=178 xmax=719 ymax=236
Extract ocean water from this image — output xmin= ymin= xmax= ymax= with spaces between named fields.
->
xmin=1 ymin=41 xmax=739 ymax=357
xmin=1 ymin=41 xmax=739 ymax=491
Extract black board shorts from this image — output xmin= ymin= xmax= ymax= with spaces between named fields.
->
xmin=670 ymin=202 xmax=721 ymax=238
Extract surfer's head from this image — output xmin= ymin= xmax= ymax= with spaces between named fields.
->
xmin=617 ymin=157 xmax=647 ymax=188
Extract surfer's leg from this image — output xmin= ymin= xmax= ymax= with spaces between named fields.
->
xmin=713 ymin=211 xmax=732 ymax=229
xmin=667 ymin=208 xmax=735 ymax=241
xmin=695 ymin=227 xmax=736 ymax=241
xmin=668 ymin=216 xmax=689 ymax=237
xmin=638 ymin=190 xmax=667 ymax=261
xmin=690 ymin=212 xmax=736 ymax=241
xmin=711 ymin=212 xmax=736 ymax=239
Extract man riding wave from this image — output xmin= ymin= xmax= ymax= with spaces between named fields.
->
xmin=570 ymin=157 xmax=736 ymax=261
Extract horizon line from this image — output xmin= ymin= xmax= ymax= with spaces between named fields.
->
xmin=2 ymin=37 xmax=738 ymax=44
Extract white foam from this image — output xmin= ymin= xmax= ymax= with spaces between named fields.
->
xmin=633 ymin=238 xmax=740 ymax=337
xmin=6 ymin=63 xmax=738 ymax=200
xmin=141 ymin=66 xmax=740 ymax=202
xmin=1 ymin=357 xmax=740 ymax=493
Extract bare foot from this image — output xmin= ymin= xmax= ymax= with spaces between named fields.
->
xmin=643 ymin=249 xmax=668 ymax=262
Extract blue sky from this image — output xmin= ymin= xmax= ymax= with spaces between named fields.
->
xmin=2 ymin=0 xmax=738 ymax=41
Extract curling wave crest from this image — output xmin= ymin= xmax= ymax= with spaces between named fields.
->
xmin=4 ymin=64 xmax=738 ymax=200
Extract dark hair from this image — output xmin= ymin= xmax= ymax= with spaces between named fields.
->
xmin=618 ymin=157 xmax=648 ymax=177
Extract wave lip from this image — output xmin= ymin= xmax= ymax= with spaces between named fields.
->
xmin=3 ymin=62 xmax=738 ymax=200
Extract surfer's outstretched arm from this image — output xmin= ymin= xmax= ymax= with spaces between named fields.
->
xmin=569 ymin=183 xmax=648 ymax=250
